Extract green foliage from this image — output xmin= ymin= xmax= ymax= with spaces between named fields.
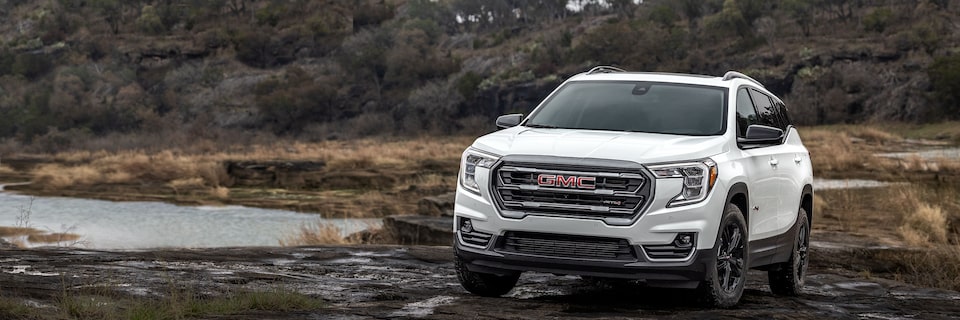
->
xmin=863 ymin=7 xmax=893 ymax=33
xmin=256 ymin=67 xmax=341 ymax=135
xmin=255 ymin=3 xmax=286 ymax=27
xmin=649 ymin=4 xmax=679 ymax=28
xmin=456 ymin=72 xmax=483 ymax=100
xmin=0 ymin=50 xmax=14 ymax=76
xmin=353 ymin=1 xmax=395 ymax=28
xmin=402 ymin=18 xmax=443 ymax=43
xmin=136 ymin=5 xmax=165 ymax=35
xmin=90 ymin=0 xmax=124 ymax=34
xmin=912 ymin=22 xmax=943 ymax=54
xmin=233 ymin=28 xmax=276 ymax=68
xmin=783 ymin=0 xmax=814 ymax=36
xmin=927 ymin=55 xmax=960 ymax=117
xmin=12 ymin=53 xmax=53 ymax=80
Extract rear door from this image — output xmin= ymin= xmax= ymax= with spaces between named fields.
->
xmin=747 ymin=89 xmax=797 ymax=238
xmin=735 ymin=88 xmax=780 ymax=241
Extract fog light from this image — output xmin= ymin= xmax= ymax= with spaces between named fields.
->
xmin=674 ymin=233 xmax=695 ymax=248
xmin=460 ymin=218 xmax=473 ymax=233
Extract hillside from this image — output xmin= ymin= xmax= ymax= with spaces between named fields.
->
xmin=0 ymin=0 xmax=958 ymax=153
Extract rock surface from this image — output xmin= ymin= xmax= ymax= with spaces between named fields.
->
xmin=383 ymin=215 xmax=453 ymax=245
xmin=1 ymin=245 xmax=958 ymax=319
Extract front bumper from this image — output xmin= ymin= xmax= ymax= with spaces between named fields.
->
xmin=455 ymin=240 xmax=715 ymax=288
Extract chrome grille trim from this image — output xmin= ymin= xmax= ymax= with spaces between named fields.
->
xmin=492 ymin=158 xmax=653 ymax=225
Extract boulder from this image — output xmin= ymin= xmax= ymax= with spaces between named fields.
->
xmin=382 ymin=215 xmax=453 ymax=246
xmin=417 ymin=193 xmax=456 ymax=217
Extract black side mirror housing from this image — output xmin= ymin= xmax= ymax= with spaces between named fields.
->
xmin=495 ymin=114 xmax=523 ymax=129
xmin=738 ymin=125 xmax=784 ymax=147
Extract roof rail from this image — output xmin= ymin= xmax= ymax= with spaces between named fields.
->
xmin=587 ymin=66 xmax=627 ymax=74
xmin=722 ymin=71 xmax=764 ymax=87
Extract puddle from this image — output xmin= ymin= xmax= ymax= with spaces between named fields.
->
xmin=4 ymin=265 xmax=59 ymax=276
xmin=877 ymin=148 xmax=960 ymax=160
xmin=0 ymin=193 xmax=380 ymax=249
xmin=814 ymin=178 xmax=894 ymax=190
xmin=389 ymin=296 xmax=457 ymax=318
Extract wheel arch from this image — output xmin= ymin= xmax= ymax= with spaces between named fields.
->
xmin=800 ymin=184 xmax=813 ymax=225
xmin=725 ymin=182 xmax=750 ymax=227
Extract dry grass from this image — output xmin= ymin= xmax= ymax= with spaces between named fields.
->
xmin=899 ymin=203 xmax=949 ymax=246
xmin=279 ymin=221 xmax=381 ymax=246
xmin=28 ymin=137 xmax=469 ymax=192
xmin=26 ymin=232 xmax=82 ymax=244
xmin=0 ymin=226 xmax=42 ymax=237
xmin=799 ymin=125 xmax=960 ymax=178
xmin=801 ymin=129 xmax=879 ymax=173
xmin=209 ymin=186 xmax=230 ymax=199
xmin=0 ymin=164 xmax=16 ymax=175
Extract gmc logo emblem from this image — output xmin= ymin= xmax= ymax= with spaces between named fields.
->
xmin=537 ymin=174 xmax=596 ymax=189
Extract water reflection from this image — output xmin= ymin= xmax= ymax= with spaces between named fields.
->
xmin=0 ymin=192 xmax=378 ymax=249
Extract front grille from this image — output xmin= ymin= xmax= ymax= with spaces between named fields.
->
xmin=493 ymin=162 xmax=651 ymax=221
xmin=497 ymin=232 xmax=635 ymax=260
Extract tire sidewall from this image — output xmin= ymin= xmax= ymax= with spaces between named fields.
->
xmin=706 ymin=204 xmax=749 ymax=306
xmin=792 ymin=210 xmax=810 ymax=288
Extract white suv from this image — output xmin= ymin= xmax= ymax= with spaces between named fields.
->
xmin=453 ymin=67 xmax=813 ymax=307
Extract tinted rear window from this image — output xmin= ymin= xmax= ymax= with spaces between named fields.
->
xmin=525 ymin=81 xmax=728 ymax=136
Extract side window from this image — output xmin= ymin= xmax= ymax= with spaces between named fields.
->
xmin=735 ymin=88 xmax=758 ymax=138
xmin=748 ymin=89 xmax=782 ymax=130
xmin=775 ymin=100 xmax=792 ymax=128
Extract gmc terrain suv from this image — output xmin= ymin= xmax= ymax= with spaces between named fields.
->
xmin=454 ymin=66 xmax=813 ymax=307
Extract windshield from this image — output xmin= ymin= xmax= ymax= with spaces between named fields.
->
xmin=525 ymin=81 xmax=728 ymax=136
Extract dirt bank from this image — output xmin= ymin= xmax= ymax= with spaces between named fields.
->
xmin=1 ymin=245 xmax=958 ymax=319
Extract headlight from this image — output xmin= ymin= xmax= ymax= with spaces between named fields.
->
xmin=460 ymin=148 xmax=498 ymax=195
xmin=648 ymin=159 xmax=718 ymax=207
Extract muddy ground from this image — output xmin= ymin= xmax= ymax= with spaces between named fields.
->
xmin=2 ymin=243 xmax=958 ymax=319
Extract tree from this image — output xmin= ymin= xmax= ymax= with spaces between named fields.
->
xmin=649 ymin=4 xmax=679 ymax=29
xmin=928 ymin=55 xmax=960 ymax=118
xmin=679 ymin=0 xmax=705 ymax=29
xmin=783 ymin=0 xmax=814 ymax=37
xmin=90 ymin=0 xmax=124 ymax=34
xmin=136 ymin=5 xmax=165 ymax=34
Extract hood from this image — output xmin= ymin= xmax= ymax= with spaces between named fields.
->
xmin=472 ymin=127 xmax=729 ymax=164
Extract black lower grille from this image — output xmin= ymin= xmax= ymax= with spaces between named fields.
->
xmin=497 ymin=232 xmax=635 ymax=260
xmin=642 ymin=244 xmax=695 ymax=260
xmin=460 ymin=231 xmax=493 ymax=247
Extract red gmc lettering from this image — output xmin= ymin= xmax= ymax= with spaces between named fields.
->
xmin=537 ymin=174 xmax=596 ymax=189
xmin=557 ymin=175 xmax=577 ymax=187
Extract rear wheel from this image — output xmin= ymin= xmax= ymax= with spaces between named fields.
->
xmin=455 ymin=255 xmax=520 ymax=297
xmin=697 ymin=204 xmax=748 ymax=308
xmin=768 ymin=208 xmax=810 ymax=296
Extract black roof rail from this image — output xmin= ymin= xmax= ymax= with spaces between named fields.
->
xmin=721 ymin=71 xmax=764 ymax=87
xmin=587 ymin=66 xmax=627 ymax=74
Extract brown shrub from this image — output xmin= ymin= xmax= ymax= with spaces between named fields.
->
xmin=279 ymin=222 xmax=375 ymax=246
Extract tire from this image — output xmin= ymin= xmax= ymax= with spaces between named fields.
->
xmin=768 ymin=208 xmax=810 ymax=296
xmin=697 ymin=203 xmax=749 ymax=308
xmin=455 ymin=255 xmax=520 ymax=297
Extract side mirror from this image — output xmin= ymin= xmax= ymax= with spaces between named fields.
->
xmin=738 ymin=125 xmax=784 ymax=147
xmin=495 ymin=114 xmax=523 ymax=129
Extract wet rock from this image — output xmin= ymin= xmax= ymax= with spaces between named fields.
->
xmin=418 ymin=193 xmax=455 ymax=217
xmin=1 ymin=246 xmax=959 ymax=319
xmin=225 ymin=160 xmax=326 ymax=188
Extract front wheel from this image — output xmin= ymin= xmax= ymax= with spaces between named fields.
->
xmin=697 ymin=203 xmax=749 ymax=308
xmin=768 ymin=208 xmax=810 ymax=296
xmin=455 ymin=255 xmax=520 ymax=297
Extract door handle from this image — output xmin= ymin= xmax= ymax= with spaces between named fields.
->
xmin=794 ymin=155 xmax=803 ymax=164
xmin=769 ymin=158 xmax=779 ymax=166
